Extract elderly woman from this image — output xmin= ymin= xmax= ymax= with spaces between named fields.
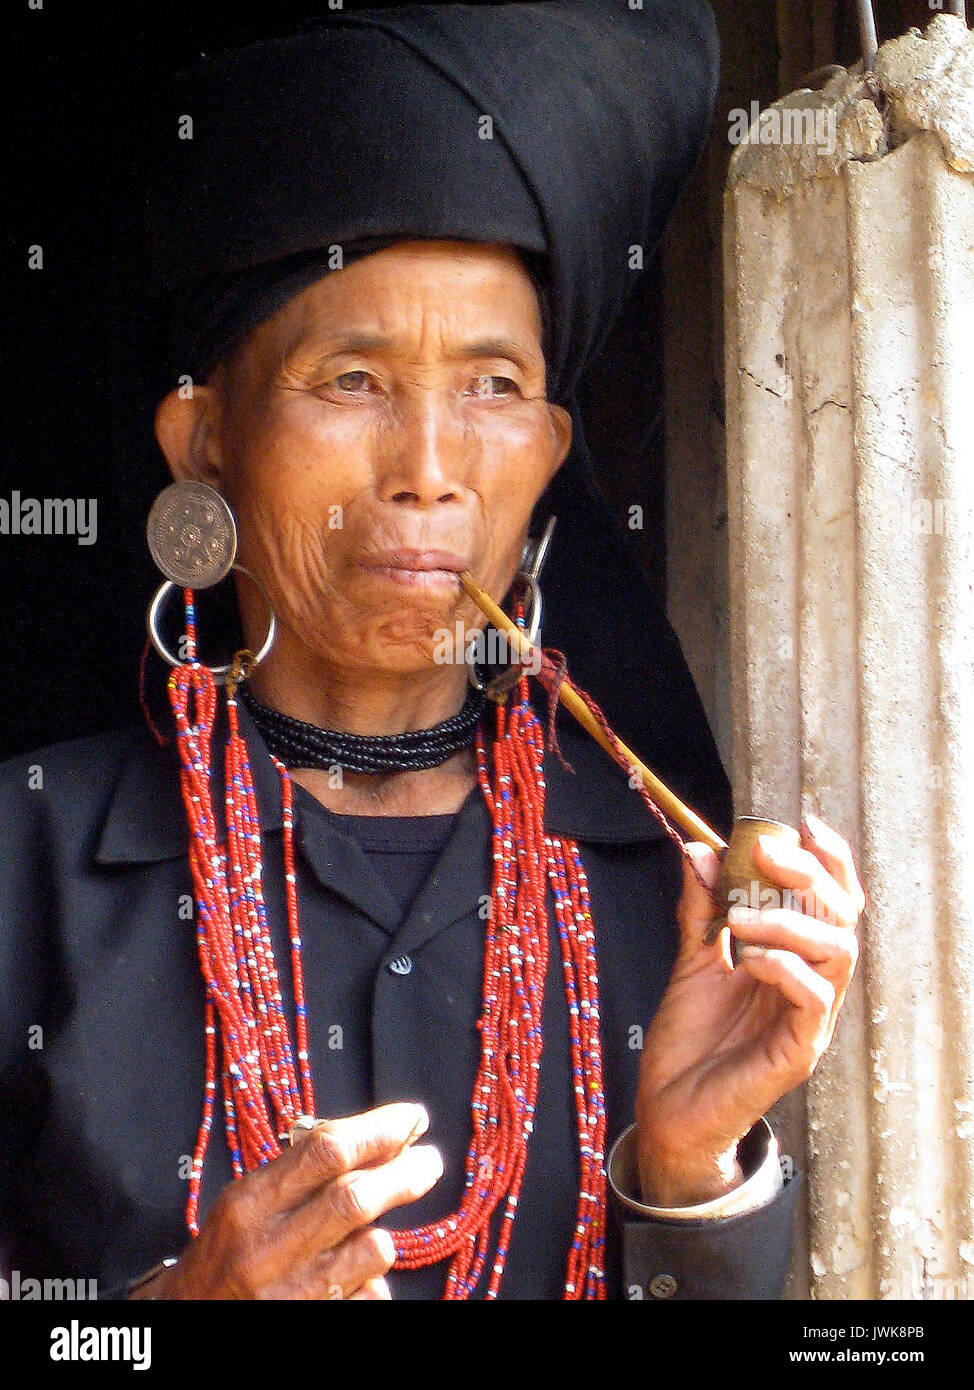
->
xmin=0 ymin=2 xmax=862 ymax=1302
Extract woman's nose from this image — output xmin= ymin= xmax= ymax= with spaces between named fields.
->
xmin=375 ymin=390 xmax=468 ymax=506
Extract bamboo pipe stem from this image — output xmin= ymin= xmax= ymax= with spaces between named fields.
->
xmin=458 ymin=572 xmax=727 ymax=854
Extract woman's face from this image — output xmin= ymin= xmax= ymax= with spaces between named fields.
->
xmin=156 ymin=239 xmax=572 ymax=678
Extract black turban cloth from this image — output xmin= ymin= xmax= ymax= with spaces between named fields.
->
xmin=145 ymin=0 xmax=733 ymax=837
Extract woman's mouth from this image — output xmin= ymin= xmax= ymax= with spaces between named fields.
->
xmin=356 ymin=549 xmax=468 ymax=589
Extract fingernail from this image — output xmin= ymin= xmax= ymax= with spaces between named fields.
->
xmin=408 ymin=1144 xmax=444 ymax=1180
xmin=727 ymin=904 xmax=757 ymax=926
xmin=757 ymin=834 xmax=784 ymax=859
xmin=803 ymin=813 xmax=826 ymax=838
xmin=736 ymin=943 xmax=767 ymax=960
xmin=373 ymin=1227 xmax=397 ymax=1265
xmin=404 ymin=1108 xmax=430 ymax=1147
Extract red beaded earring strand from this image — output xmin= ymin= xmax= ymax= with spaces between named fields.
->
xmin=167 ymin=593 xmax=314 ymax=1233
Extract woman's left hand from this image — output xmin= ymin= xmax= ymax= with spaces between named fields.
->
xmin=634 ymin=815 xmax=864 ymax=1206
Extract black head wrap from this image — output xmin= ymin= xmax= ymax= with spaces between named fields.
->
xmin=146 ymin=0 xmax=732 ymax=834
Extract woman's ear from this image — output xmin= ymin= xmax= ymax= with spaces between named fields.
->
xmin=547 ymin=402 xmax=573 ymax=482
xmin=154 ymin=383 xmax=224 ymax=487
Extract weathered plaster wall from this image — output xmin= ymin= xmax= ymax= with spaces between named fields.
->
xmin=722 ymin=13 xmax=974 ymax=1297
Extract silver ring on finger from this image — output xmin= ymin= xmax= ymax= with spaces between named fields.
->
xmin=287 ymin=1114 xmax=321 ymax=1147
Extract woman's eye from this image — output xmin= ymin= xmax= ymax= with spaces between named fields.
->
xmin=333 ymin=371 xmax=373 ymax=392
xmin=470 ymin=375 xmax=521 ymax=398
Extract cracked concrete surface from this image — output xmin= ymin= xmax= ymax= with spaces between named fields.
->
xmin=731 ymin=14 xmax=974 ymax=195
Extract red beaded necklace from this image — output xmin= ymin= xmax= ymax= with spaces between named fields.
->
xmin=163 ymin=590 xmax=689 ymax=1299
xmin=390 ymin=680 xmax=606 ymax=1298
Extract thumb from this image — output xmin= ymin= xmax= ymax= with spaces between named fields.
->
xmin=676 ymin=841 xmax=723 ymax=953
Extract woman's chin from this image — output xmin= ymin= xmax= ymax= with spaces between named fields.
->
xmin=298 ymin=615 xmax=468 ymax=675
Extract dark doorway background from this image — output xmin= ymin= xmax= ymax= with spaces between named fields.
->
xmin=1 ymin=0 xmax=938 ymax=762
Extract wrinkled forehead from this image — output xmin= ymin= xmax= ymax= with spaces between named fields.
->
xmin=171 ymin=238 xmax=552 ymax=386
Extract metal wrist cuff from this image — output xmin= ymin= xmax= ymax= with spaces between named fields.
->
xmin=606 ymin=1117 xmax=783 ymax=1221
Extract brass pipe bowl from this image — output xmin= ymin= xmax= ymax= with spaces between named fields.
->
xmin=705 ymin=816 xmax=801 ymax=963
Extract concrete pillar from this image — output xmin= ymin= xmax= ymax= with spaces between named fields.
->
xmin=723 ymin=13 xmax=974 ymax=1298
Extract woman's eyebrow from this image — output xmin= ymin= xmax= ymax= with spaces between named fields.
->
xmin=454 ymin=338 xmax=534 ymax=370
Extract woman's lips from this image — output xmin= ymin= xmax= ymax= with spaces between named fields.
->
xmin=356 ymin=549 xmax=468 ymax=588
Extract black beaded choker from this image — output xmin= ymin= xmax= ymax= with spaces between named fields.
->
xmin=239 ymin=682 xmax=489 ymax=774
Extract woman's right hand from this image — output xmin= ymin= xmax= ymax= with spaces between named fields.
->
xmin=130 ymin=1102 xmax=442 ymax=1300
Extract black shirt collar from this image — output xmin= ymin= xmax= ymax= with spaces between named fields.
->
xmin=94 ymin=694 xmax=671 ymax=866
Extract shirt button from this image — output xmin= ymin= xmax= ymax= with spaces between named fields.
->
xmin=388 ymin=955 xmax=413 ymax=976
xmin=648 ymin=1273 xmax=678 ymax=1299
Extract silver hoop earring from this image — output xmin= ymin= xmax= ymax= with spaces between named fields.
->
xmin=465 ymin=515 xmax=556 ymax=700
xmin=147 ymin=565 xmax=277 ymax=684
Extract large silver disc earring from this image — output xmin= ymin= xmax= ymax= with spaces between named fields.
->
xmin=466 ymin=515 xmax=557 ymax=700
xmin=147 ymin=480 xmax=237 ymax=588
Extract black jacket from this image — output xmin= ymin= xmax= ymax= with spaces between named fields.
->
xmin=0 ymin=700 xmax=799 ymax=1299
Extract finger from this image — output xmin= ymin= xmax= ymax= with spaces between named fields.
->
xmin=737 ymin=945 xmax=842 ymax=1082
xmin=728 ymin=906 xmax=860 ymax=979
xmin=676 ymin=842 xmax=721 ymax=947
xmin=307 ymin=1226 xmax=396 ymax=1301
xmin=801 ymin=814 xmax=866 ymax=916
xmin=281 ymin=1143 xmax=444 ymax=1263
xmin=751 ymin=836 xmax=859 ymax=929
xmin=267 ymin=1103 xmax=430 ymax=1211
xmin=736 ymin=945 xmax=837 ymax=1028
xmin=348 ymin=1277 xmax=392 ymax=1301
